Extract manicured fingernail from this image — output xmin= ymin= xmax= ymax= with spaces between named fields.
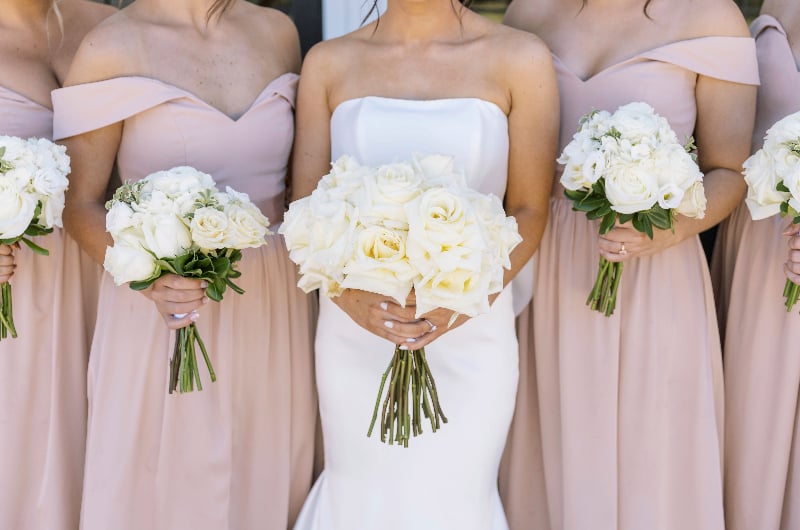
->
xmin=202 ymin=297 xmax=209 ymax=304
xmin=200 ymin=281 xmax=209 ymax=288
xmin=384 ymin=321 xmax=394 ymax=329
xmin=190 ymin=311 xmax=200 ymax=322
xmin=406 ymin=337 xmax=416 ymax=343
xmin=380 ymin=302 xmax=388 ymax=311
xmin=399 ymin=344 xmax=409 ymax=350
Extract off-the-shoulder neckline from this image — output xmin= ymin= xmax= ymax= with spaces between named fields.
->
xmin=58 ymin=72 xmax=298 ymax=122
xmin=551 ymin=35 xmax=754 ymax=83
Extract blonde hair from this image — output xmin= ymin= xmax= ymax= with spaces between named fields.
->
xmin=46 ymin=0 xmax=65 ymax=48
xmin=207 ymin=0 xmax=236 ymax=22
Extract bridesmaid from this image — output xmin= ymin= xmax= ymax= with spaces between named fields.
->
xmin=500 ymin=0 xmax=758 ymax=528
xmin=0 ymin=2 xmax=114 ymax=529
xmin=53 ymin=1 xmax=317 ymax=529
xmin=722 ymin=1 xmax=800 ymax=528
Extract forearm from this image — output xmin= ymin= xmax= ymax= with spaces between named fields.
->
xmin=673 ymin=166 xmax=746 ymax=242
xmin=63 ymin=200 xmax=113 ymax=265
xmin=503 ymin=203 xmax=548 ymax=287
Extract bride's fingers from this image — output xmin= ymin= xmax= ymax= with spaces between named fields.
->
xmin=378 ymin=301 xmax=418 ymax=323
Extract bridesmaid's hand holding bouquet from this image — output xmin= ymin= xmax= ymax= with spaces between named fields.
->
xmin=741 ymin=111 xmax=800 ymax=311
xmin=559 ymin=102 xmax=706 ymax=316
xmin=0 ymin=136 xmax=70 ymax=341
xmin=103 ymin=166 xmax=271 ymax=393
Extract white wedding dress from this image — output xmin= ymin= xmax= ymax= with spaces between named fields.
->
xmin=294 ymin=96 xmax=519 ymax=530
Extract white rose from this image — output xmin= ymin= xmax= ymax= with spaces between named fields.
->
xmin=604 ymin=161 xmax=659 ymax=214
xmin=743 ymin=149 xmax=786 ymax=220
xmin=0 ymin=176 xmax=36 ymax=238
xmin=38 ymin=193 xmax=65 ymax=228
xmin=412 ymin=153 xmax=455 ymax=180
xmin=106 ymin=201 xmax=135 ymax=237
xmin=31 ymin=166 xmax=69 ymax=198
xmin=141 ymin=212 xmax=192 ymax=258
xmin=406 ymin=188 xmax=485 ymax=277
xmin=223 ymin=203 xmax=270 ymax=249
xmin=610 ymin=102 xmax=663 ymax=143
xmin=765 ymin=111 xmax=800 ymax=146
xmin=103 ymin=243 xmax=159 ymax=285
xmin=190 ymin=207 xmax=229 ymax=251
xmin=653 ymin=144 xmax=703 ymax=190
xmin=341 ymin=225 xmax=417 ymax=304
xmin=357 ymin=162 xmax=423 ymax=229
xmin=319 ymin=156 xmax=368 ymax=201
xmin=676 ymin=181 xmax=707 ymax=219
xmin=413 ymin=258 xmax=492 ymax=318
xmin=144 ymin=166 xmax=216 ymax=199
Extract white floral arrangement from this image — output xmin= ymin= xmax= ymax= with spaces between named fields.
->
xmin=741 ymin=110 xmax=800 ymax=310
xmin=281 ymin=154 xmax=521 ymax=447
xmin=0 ymin=135 xmax=70 ymax=341
xmin=104 ymin=166 xmax=270 ymax=393
xmin=559 ymin=101 xmax=706 ymax=316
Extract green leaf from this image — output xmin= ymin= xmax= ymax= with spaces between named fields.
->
xmin=19 ymin=237 xmax=50 ymax=256
xmin=129 ymin=278 xmax=157 ymax=291
xmin=648 ymin=207 xmax=672 ymax=230
xmin=777 ymin=180 xmax=790 ymax=193
xmin=156 ymin=259 xmax=178 ymax=275
xmin=206 ymin=281 xmax=223 ymax=302
xmin=599 ymin=211 xmax=617 ymax=234
xmin=224 ymin=277 xmax=245 ymax=295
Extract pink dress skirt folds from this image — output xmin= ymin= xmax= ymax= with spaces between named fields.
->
xmin=52 ymin=74 xmax=317 ymax=530
xmin=500 ymin=37 xmax=759 ymax=530
xmin=0 ymin=86 xmax=100 ymax=530
xmin=715 ymin=16 xmax=800 ymax=530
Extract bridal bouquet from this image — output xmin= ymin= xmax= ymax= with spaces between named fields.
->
xmin=559 ymin=102 xmax=706 ymax=316
xmin=741 ymin=111 xmax=800 ymax=311
xmin=281 ymin=154 xmax=521 ymax=447
xmin=0 ymin=136 xmax=70 ymax=341
xmin=104 ymin=166 xmax=270 ymax=393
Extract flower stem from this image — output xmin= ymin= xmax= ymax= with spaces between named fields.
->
xmin=0 ymin=283 xmax=17 ymax=340
xmin=368 ymin=346 xmax=447 ymax=447
xmin=785 ymin=278 xmax=800 ymax=313
xmin=168 ymin=323 xmax=216 ymax=394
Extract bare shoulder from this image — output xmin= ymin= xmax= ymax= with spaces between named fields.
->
xmin=678 ymin=0 xmax=750 ymax=38
xmin=484 ymin=22 xmax=555 ymax=81
xmin=63 ymin=11 xmax=143 ymax=86
xmin=502 ymin=0 xmax=551 ymax=34
xmin=234 ymin=3 xmax=301 ymax=70
xmin=301 ymin=33 xmax=360 ymax=82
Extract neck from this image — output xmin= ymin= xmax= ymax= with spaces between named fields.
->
xmin=0 ymin=0 xmax=51 ymax=27
xmin=135 ymin=0 xmax=226 ymax=28
xmin=376 ymin=0 xmax=467 ymax=44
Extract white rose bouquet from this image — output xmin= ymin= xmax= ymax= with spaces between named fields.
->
xmin=0 ymin=135 xmax=70 ymax=341
xmin=559 ymin=102 xmax=705 ymax=316
xmin=281 ymin=154 xmax=521 ymax=447
xmin=741 ymin=111 xmax=800 ymax=310
xmin=104 ymin=166 xmax=270 ymax=393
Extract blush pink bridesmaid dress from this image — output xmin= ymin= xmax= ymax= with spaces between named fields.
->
xmin=52 ymin=73 xmax=317 ymax=530
xmin=0 ymin=86 xmax=101 ymax=529
xmin=500 ymin=37 xmax=758 ymax=530
xmin=714 ymin=16 xmax=800 ymax=530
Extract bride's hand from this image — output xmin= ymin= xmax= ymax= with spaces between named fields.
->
xmin=140 ymin=274 xmax=209 ymax=330
xmin=333 ymin=289 xmax=473 ymax=348
xmin=0 ymin=244 xmax=17 ymax=284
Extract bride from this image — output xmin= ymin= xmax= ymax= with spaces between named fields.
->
xmin=290 ymin=1 xmax=558 ymax=528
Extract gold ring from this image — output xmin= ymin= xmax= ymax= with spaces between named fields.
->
xmin=619 ymin=242 xmax=627 ymax=256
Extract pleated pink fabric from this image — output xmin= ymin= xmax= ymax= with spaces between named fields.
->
xmin=0 ymin=85 xmax=100 ymax=530
xmin=713 ymin=17 xmax=800 ymax=530
xmin=499 ymin=37 xmax=759 ymax=530
xmin=52 ymin=73 xmax=318 ymax=530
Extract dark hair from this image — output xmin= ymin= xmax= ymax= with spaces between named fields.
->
xmin=582 ymin=0 xmax=652 ymax=16
xmin=363 ymin=0 xmax=474 ymax=27
xmin=207 ymin=0 xmax=236 ymax=22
